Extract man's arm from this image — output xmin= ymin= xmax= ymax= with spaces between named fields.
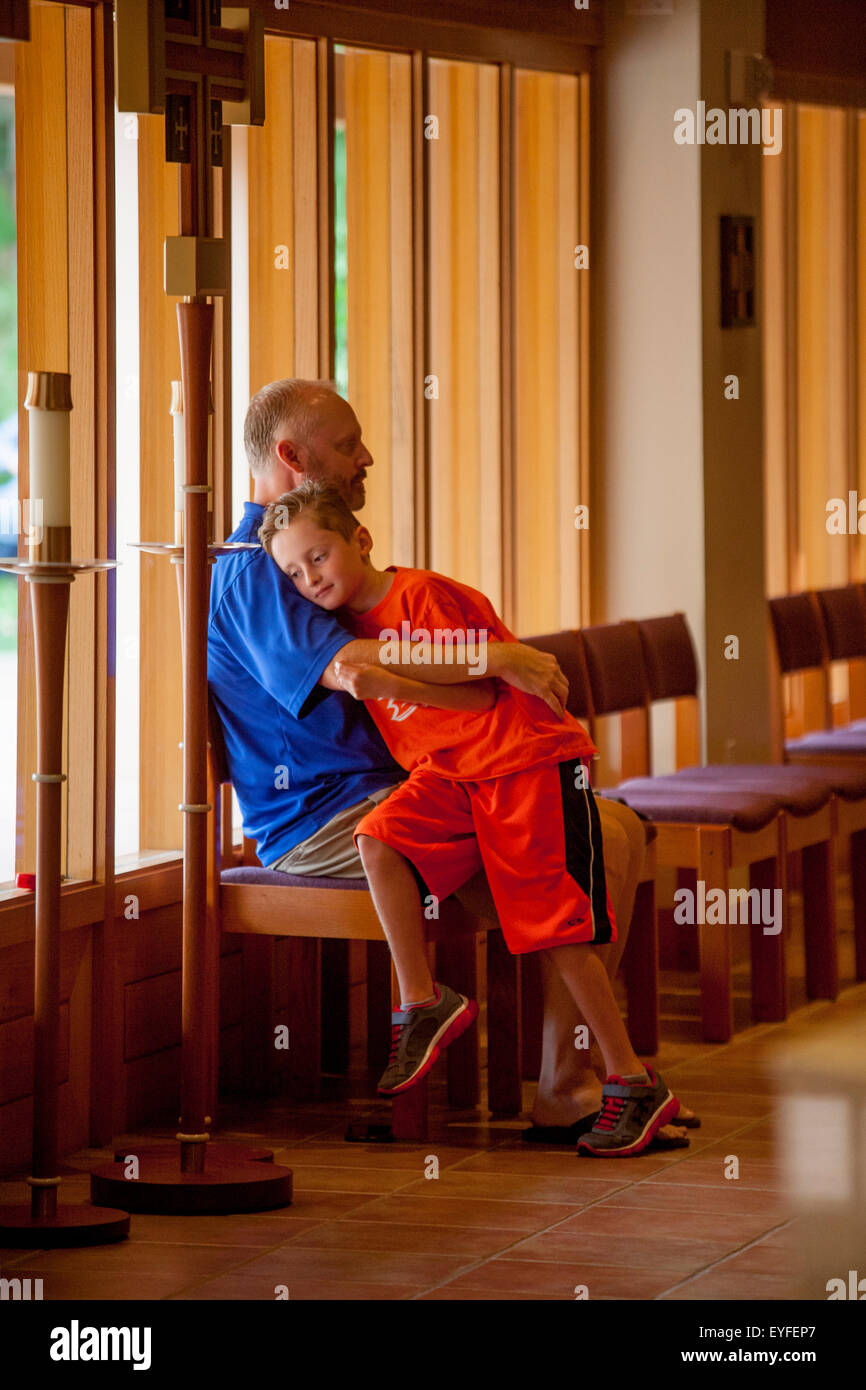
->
xmin=319 ymin=637 xmax=568 ymax=718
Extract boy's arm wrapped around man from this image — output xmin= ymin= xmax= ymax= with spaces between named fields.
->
xmin=331 ymin=658 xmax=496 ymax=712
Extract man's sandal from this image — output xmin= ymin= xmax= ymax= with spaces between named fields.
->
xmin=522 ymin=1099 xmax=700 ymax=1144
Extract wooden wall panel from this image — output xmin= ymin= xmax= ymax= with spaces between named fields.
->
xmin=247 ymin=36 xmax=321 ymax=398
xmin=512 ymin=68 xmax=583 ymax=637
xmin=762 ymin=101 xmax=791 ymax=598
xmin=137 ymin=115 xmax=183 ymax=852
xmin=428 ymin=58 xmax=501 ymax=606
xmin=796 ymin=105 xmax=850 ymax=592
xmin=856 ymin=113 xmax=866 ymax=581
xmin=344 ymin=47 xmax=414 ymax=566
xmin=65 ymin=4 xmax=96 ymax=882
xmin=577 ymin=73 xmax=591 ymax=623
xmin=0 ymin=926 xmax=90 ymax=1175
xmin=13 ymin=4 xmax=112 ymax=885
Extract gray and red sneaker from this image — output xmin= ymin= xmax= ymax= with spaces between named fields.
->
xmin=576 ymin=1066 xmax=679 ymax=1156
xmin=377 ymin=983 xmax=478 ymax=1095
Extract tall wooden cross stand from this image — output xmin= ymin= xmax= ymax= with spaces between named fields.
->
xmin=90 ymin=0 xmax=292 ymax=1214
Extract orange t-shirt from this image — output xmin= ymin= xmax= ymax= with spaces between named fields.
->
xmin=346 ymin=566 xmax=596 ymax=780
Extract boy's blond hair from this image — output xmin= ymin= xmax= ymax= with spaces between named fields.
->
xmin=258 ymin=479 xmax=359 ymax=556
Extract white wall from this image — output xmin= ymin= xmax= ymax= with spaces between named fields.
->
xmin=591 ymin=0 xmax=705 ymax=772
xmin=591 ymin=0 xmax=773 ymax=768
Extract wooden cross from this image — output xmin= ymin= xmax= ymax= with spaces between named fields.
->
xmin=116 ymin=0 xmax=264 ymax=253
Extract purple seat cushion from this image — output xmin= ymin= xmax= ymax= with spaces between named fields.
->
xmin=675 ymin=761 xmax=866 ymax=802
xmin=615 ymin=778 xmax=781 ymax=832
xmin=221 ymin=866 xmax=369 ymax=891
xmin=786 ymin=729 xmax=866 ymax=758
xmin=663 ymin=765 xmax=830 ymax=816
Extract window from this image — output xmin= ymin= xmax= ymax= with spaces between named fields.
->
xmin=0 ymin=77 xmax=15 ymax=884
xmin=8 ymin=2 xmax=111 ymax=890
xmin=764 ymin=101 xmax=866 ymax=597
xmin=763 ymin=100 xmax=866 ymax=730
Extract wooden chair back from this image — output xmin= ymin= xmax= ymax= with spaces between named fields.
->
xmin=577 ymin=620 xmax=651 ymax=781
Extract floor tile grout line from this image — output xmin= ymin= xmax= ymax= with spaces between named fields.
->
xmin=408 ymin=1115 xmax=785 ymax=1300
xmin=653 ymin=1217 xmax=799 ymax=1300
xmin=9 ymin=981 xmax=854 ymax=1298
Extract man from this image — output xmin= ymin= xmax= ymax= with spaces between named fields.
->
xmin=207 ymin=378 xmax=692 ymax=1138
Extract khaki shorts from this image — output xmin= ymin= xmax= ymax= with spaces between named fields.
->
xmin=268 ymin=783 xmax=397 ymax=877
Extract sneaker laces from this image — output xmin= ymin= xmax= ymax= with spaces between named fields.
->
xmin=595 ymin=1084 xmax=629 ymax=1132
xmin=387 ymin=1021 xmax=406 ymax=1065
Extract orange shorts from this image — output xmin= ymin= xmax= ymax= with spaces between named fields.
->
xmin=353 ymin=759 xmax=616 ymax=955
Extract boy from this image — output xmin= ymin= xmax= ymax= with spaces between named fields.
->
xmin=259 ymin=481 xmax=682 ymax=1156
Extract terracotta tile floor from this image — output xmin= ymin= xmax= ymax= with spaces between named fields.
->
xmin=1 ymin=967 xmax=863 ymax=1302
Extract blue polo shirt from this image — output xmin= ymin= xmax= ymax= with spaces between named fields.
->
xmin=207 ymin=502 xmax=402 ymax=866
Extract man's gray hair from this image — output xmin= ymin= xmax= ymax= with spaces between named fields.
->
xmin=244 ymin=378 xmax=339 ymax=477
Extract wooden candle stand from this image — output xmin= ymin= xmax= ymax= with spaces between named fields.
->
xmin=0 ymin=374 xmax=128 ymax=1247
xmin=89 ymin=306 xmax=292 ymax=1216
xmin=91 ymin=1 xmax=290 ymax=1213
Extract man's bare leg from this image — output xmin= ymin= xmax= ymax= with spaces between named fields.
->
xmin=455 ymin=799 xmax=694 ymax=1128
xmin=532 ymin=799 xmax=694 ymax=1129
xmin=531 ymin=798 xmax=641 ymax=1125
xmin=453 ymin=809 xmax=638 ymax=1121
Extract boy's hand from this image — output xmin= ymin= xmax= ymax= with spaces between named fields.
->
xmin=490 ymin=643 xmax=569 ymax=719
xmin=331 ymin=659 xmax=392 ymax=702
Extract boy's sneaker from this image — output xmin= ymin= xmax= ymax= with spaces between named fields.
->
xmin=576 ymin=1066 xmax=679 ymax=1157
xmin=377 ymin=984 xmax=478 ymax=1095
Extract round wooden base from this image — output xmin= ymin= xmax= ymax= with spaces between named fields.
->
xmin=0 ymin=1202 xmax=131 ymax=1248
xmin=89 ymin=1152 xmax=293 ymax=1214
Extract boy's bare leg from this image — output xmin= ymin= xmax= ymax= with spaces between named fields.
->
xmin=357 ymin=834 xmax=435 ymax=1005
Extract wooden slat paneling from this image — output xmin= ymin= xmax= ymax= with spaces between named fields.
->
xmin=513 ymin=68 xmax=583 ymax=637
xmin=137 ymin=115 xmax=183 ymax=852
xmin=65 ymin=3 xmax=96 ymax=883
xmin=427 ymin=57 xmax=501 ymax=605
xmin=763 ymin=100 xmax=791 ymax=598
xmin=247 ymin=36 xmax=321 ymax=396
xmin=344 ymin=46 xmax=414 ymax=565
xmin=797 ymin=105 xmax=850 ymax=592
xmin=855 ymin=113 xmax=866 ymax=582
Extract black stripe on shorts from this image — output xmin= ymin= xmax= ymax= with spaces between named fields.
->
xmin=557 ymin=761 xmax=614 ymax=944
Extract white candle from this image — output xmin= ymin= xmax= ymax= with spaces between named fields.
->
xmin=25 ymin=372 xmax=71 ymax=528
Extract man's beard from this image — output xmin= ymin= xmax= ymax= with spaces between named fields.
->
xmin=311 ymin=461 xmax=365 ymax=511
